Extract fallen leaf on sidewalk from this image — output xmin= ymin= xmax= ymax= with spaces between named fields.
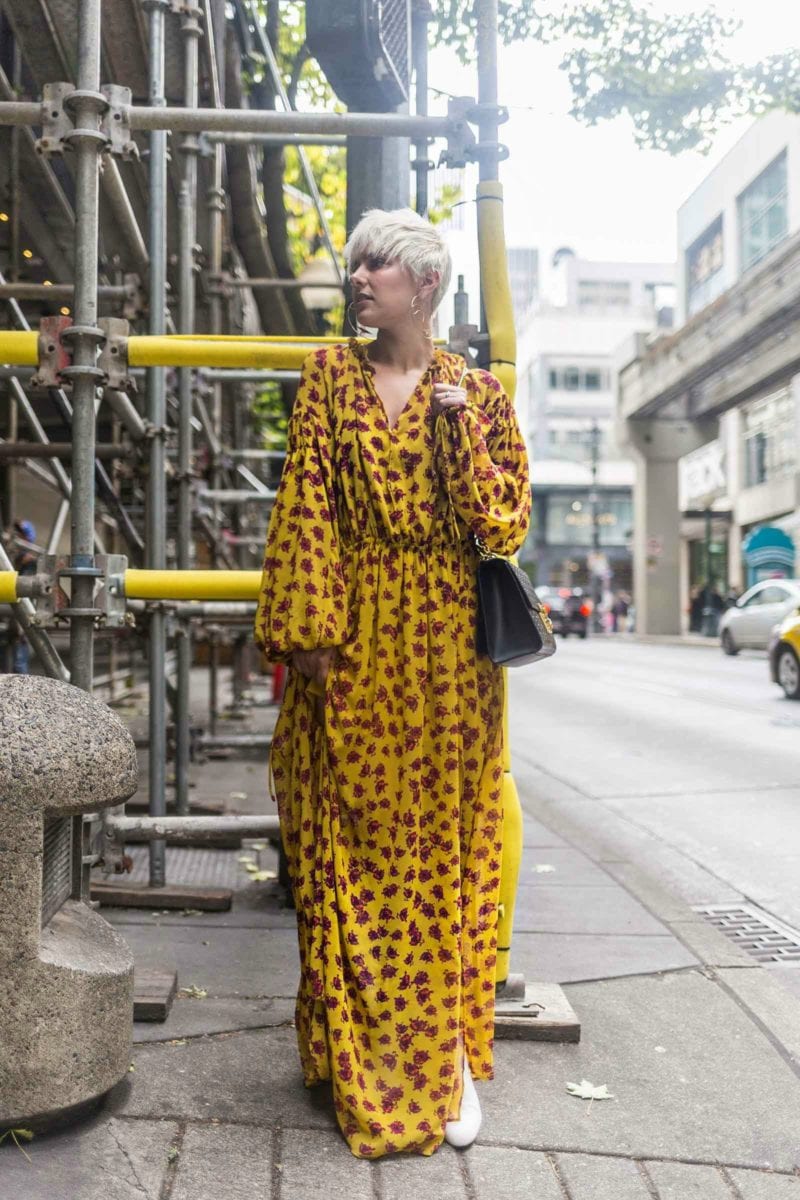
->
xmin=237 ymin=856 xmax=256 ymax=864
xmin=251 ymin=869 xmax=277 ymax=882
xmin=533 ymin=864 xmax=556 ymax=873
xmin=178 ymin=984 xmax=208 ymax=999
xmin=566 ymin=1079 xmax=614 ymax=1100
xmin=229 ymin=791 xmax=248 ymax=801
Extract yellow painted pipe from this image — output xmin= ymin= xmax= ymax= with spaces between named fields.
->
xmin=0 ymin=331 xmax=39 ymax=367
xmin=476 ymin=180 xmax=516 ymax=402
xmin=477 ymin=178 xmax=524 ymax=990
xmin=128 ymin=335 xmax=446 ymax=371
xmin=124 ymin=569 xmax=261 ymax=601
xmin=0 ymin=571 xmax=18 ymax=603
xmin=128 ymin=337 xmax=319 ymax=371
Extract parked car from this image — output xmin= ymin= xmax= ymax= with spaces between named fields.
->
xmin=537 ymin=586 xmax=592 ymax=638
xmin=768 ymin=610 xmax=800 ymax=699
xmin=718 ymin=578 xmax=800 ymax=654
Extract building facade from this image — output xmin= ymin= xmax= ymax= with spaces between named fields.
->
xmin=516 ymin=251 xmax=675 ymax=587
xmin=618 ymin=111 xmax=800 ymax=634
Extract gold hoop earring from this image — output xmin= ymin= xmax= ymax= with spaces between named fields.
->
xmin=410 ymin=293 xmax=433 ymax=340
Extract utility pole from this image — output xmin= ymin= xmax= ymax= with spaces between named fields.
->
xmin=588 ymin=420 xmax=602 ymax=634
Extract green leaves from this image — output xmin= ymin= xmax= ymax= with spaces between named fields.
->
xmin=430 ymin=0 xmax=800 ymax=155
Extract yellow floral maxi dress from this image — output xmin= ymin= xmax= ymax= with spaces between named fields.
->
xmin=254 ymin=338 xmax=531 ymax=1158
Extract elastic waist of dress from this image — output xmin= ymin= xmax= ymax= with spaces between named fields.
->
xmin=340 ymin=533 xmax=473 ymax=555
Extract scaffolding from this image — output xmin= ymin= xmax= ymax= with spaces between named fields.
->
xmin=0 ymin=0 xmax=544 ymax=1022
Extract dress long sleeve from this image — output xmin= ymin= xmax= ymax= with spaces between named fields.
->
xmin=254 ymin=350 xmax=349 ymax=663
xmin=434 ymin=368 xmax=532 ymax=557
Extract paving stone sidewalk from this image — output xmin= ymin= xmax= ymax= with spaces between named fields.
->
xmin=3 ymin=668 xmax=799 ymax=1199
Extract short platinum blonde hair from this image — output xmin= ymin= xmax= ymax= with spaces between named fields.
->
xmin=344 ymin=207 xmax=452 ymax=313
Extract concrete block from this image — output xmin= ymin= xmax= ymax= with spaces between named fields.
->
xmin=0 ymin=676 xmax=139 ymax=1125
xmin=645 ymin=1160 xmax=734 ymax=1198
xmin=728 ymin=1169 xmax=800 ymax=1197
xmin=133 ymin=996 xmax=296 ymax=1044
xmin=0 ymin=1115 xmax=175 ymax=1199
xmin=171 ymin=1123 xmax=272 ymax=1200
xmin=509 ymin=930 xmax=696 ymax=984
xmin=512 ymin=884 xmax=668 ymax=935
xmin=279 ymin=1127 xmax=373 ymax=1198
xmin=556 ymin=1152 xmax=650 ymax=1198
xmin=378 ymin=1138 xmax=467 ymax=1198
xmin=465 ymin=1145 xmax=564 ymax=1199
xmin=107 ymin=1026 xmax=338 ymax=1131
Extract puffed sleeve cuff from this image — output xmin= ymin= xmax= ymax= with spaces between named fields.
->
xmin=434 ymin=378 xmax=531 ymax=558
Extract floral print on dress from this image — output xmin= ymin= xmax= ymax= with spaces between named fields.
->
xmin=255 ymin=338 xmax=531 ymax=1157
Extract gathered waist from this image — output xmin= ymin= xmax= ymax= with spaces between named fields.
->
xmin=340 ymin=532 xmax=475 ymax=556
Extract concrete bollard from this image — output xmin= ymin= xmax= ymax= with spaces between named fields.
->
xmin=0 ymin=676 xmax=138 ymax=1127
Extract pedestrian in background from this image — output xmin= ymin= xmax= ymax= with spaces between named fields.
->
xmin=9 ymin=519 xmax=37 ymax=674
xmin=254 ymin=207 xmax=531 ymax=1159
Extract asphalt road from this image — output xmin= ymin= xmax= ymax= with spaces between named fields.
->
xmin=508 ymin=635 xmax=800 ymax=934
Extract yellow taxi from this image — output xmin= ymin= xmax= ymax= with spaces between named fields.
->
xmin=769 ymin=608 xmax=800 ymax=699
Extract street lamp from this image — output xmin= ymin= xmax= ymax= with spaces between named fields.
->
xmin=588 ymin=422 xmax=603 ymax=633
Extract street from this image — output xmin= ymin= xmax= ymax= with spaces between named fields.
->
xmin=509 ymin=636 xmax=800 ymax=941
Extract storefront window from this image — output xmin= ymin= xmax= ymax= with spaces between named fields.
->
xmin=545 ymin=493 xmax=633 ymax=546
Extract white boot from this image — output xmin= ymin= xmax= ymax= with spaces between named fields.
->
xmin=444 ymin=1051 xmax=482 ymax=1148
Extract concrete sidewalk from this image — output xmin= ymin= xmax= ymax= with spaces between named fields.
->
xmin=3 ymin=669 xmax=800 ymax=1198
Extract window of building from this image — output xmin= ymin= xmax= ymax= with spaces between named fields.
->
xmin=738 ymin=150 xmax=788 ymax=274
xmin=576 ymin=279 xmax=631 ymax=309
xmin=686 ymin=214 xmax=724 ymax=317
xmin=742 ymin=386 xmax=797 ymax=488
xmin=548 ymin=366 xmax=610 ymax=392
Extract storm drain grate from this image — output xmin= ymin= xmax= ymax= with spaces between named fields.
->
xmin=693 ymin=903 xmax=800 ymax=965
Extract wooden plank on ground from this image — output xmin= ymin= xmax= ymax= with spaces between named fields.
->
xmin=133 ymin=968 xmax=178 ymax=1022
xmin=494 ymin=981 xmax=581 ymax=1042
xmin=91 ymin=882 xmax=233 ymax=911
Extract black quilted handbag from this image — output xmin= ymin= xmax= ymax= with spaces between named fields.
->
xmin=474 ymin=538 xmax=557 ymax=667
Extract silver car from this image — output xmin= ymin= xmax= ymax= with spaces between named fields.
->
xmin=719 ymin=578 xmax=800 ymax=654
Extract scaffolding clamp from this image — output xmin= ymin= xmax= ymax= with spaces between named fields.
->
xmin=97 ymin=318 xmax=131 ymax=391
xmin=31 ymin=554 xmax=130 ymax=630
xmin=100 ymin=85 xmax=139 ymax=162
xmin=35 ymin=83 xmax=74 ymax=156
xmin=31 ymin=316 xmax=72 ymax=389
xmin=439 ymin=98 xmax=478 ymax=169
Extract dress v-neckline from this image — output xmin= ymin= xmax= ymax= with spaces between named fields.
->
xmin=351 ymin=338 xmax=439 ymax=433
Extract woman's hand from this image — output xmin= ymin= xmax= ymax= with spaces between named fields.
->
xmin=291 ymin=645 xmax=337 ymax=686
xmin=431 ymin=381 xmax=468 ymax=420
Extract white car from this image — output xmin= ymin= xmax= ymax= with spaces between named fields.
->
xmin=719 ymin=578 xmax=800 ymax=654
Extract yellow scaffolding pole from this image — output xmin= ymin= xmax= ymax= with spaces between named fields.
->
xmin=124 ymin=569 xmax=261 ymax=601
xmin=476 ymin=177 xmax=524 ymax=990
xmin=0 ymin=572 xmax=18 ymax=603
xmin=0 ymin=331 xmax=38 ymax=366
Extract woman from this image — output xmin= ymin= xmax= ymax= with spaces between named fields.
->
xmin=255 ymin=207 xmax=531 ymax=1158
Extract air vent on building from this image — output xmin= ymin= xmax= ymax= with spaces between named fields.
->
xmin=306 ymin=0 xmax=410 ymax=111
xmin=42 ymin=815 xmax=72 ymax=926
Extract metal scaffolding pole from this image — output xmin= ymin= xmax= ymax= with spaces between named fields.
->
xmin=175 ymin=1 xmax=203 ymax=817
xmin=206 ymin=132 xmax=346 ymax=147
xmin=127 ymin=107 xmax=455 ymax=138
xmin=64 ymin=0 xmax=104 ymax=904
xmin=144 ymin=0 xmax=170 ymax=889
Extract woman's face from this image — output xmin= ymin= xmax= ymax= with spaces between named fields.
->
xmin=349 ymin=253 xmax=436 ymax=329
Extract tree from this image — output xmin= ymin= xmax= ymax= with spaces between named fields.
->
xmin=430 ymin=0 xmax=800 ymax=154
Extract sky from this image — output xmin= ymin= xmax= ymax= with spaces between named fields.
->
xmin=429 ymin=0 xmax=800 ymax=293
